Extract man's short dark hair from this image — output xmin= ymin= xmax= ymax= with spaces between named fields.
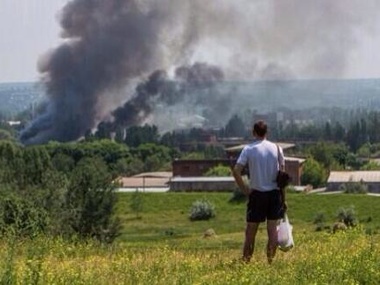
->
xmin=253 ymin=120 xmax=267 ymax=137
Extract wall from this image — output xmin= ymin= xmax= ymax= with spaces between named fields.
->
xmin=173 ymin=158 xmax=303 ymax=186
xmin=285 ymin=160 xmax=303 ymax=186
xmin=170 ymin=181 xmax=236 ymax=192
xmin=172 ymin=159 xmax=234 ymax=177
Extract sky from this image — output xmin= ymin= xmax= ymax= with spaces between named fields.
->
xmin=1 ymin=0 xmax=380 ymax=83
xmin=0 ymin=0 xmax=67 ymax=83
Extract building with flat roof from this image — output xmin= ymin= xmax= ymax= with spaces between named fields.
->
xmin=172 ymin=142 xmax=305 ymax=186
xmin=117 ymin=172 xmax=171 ymax=192
xmin=225 ymin=142 xmax=305 ymax=186
xmin=327 ymin=171 xmax=380 ymax=193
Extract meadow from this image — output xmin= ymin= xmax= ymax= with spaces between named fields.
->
xmin=1 ymin=192 xmax=380 ymax=284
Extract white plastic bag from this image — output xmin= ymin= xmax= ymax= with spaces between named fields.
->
xmin=277 ymin=213 xmax=294 ymax=252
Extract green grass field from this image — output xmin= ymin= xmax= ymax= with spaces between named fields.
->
xmin=117 ymin=192 xmax=380 ymax=244
xmin=1 ymin=192 xmax=380 ymax=284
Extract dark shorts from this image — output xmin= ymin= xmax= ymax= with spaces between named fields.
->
xmin=246 ymin=189 xmax=284 ymax=223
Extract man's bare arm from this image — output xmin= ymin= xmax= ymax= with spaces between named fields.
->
xmin=232 ymin=164 xmax=250 ymax=196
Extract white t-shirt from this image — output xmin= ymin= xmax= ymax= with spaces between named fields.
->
xmin=236 ymin=139 xmax=285 ymax=192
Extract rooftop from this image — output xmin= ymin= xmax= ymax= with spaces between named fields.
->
xmin=118 ymin=177 xmax=171 ymax=188
xmin=284 ymin=156 xmax=306 ymax=163
xmin=170 ymin=176 xmax=235 ymax=183
xmin=225 ymin=142 xmax=295 ymax=153
xmin=328 ymin=171 xmax=380 ymax=183
xmin=133 ymin=172 xmax=172 ymax=178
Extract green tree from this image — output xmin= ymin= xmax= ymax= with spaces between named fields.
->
xmin=65 ymin=157 xmax=120 ymax=242
xmin=114 ymin=126 xmax=125 ymax=143
xmin=132 ymin=143 xmax=172 ymax=172
xmin=94 ymin=121 xmax=113 ymax=139
xmin=346 ymin=153 xmax=363 ymax=170
xmin=346 ymin=121 xmax=361 ymax=151
xmin=204 ymin=145 xmax=225 ymax=159
xmin=118 ymin=157 xmax=145 ymax=176
xmin=282 ymin=120 xmax=299 ymax=140
xmin=125 ymin=124 xmax=159 ymax=147
xmin=368 ymin=111 xmax=380 ymax=143
xmin=160 ymin=131 xmax=177 ymax=148
xmin=323 ymin=122 xmax=332 ymax=140
xmin=332 ymin=122 xmax=346 ymax=142
xmin=0 ymin=141 xmax=24 ymax=186
xmin=298 ymin=124 xmax=322 ymax=141
xmin=21 ymin=146 xmax=52 ymax=187
xmin=45 ymin=140 xmax=131 ymax=174
xmin=331 ymin=143 xmax=350 ymax=169
xmin=360 ymin=161 xmax=380 ymax=170
xmin=307 ymin=142 xmax=348 ymax=170
xmin=0 ymin=129 xmax=14 ymax=141
xmin=51 ymin=153 xmax=76 ymax=173
xmin=301 ymin=157 xmax=327 ymax=188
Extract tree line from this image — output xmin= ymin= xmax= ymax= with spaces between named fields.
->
xmin=2 ymin=107 xmax=380 ymax=240
xmin=0 ymin=135 xmax=225 ymax=241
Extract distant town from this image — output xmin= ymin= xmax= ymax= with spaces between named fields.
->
xmin=1 ymin=78 xmax=380 ymax=195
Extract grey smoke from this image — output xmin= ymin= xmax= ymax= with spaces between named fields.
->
xmin=20 ymin=0 xmax=380 ymax=144
xmin=110 ymin=62 xmax=226 ymax=130
xmin=20 ymin=0 xmax=178 ymax=144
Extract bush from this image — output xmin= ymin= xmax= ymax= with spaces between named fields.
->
xmin=313 ymin=212 xmax=327 ymax=232
xmin=204 ymin=165 xmax=231 ymax=177
xmin=189 ymin=199 xmax=216 ymax=221
xmin=229 ymin=187 xmax=246 ymax=203
xmin=339 ymin=180 xmax=368 ymax=194
xmin=313 ymin=212 xmax=326 ymax=225
xmin=0 ymin=192 xmax=48 ymax=237
xmin=336 ymin=206 xmax=357 ymax=227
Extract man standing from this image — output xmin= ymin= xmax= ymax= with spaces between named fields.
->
xmin=232 ymin=120 xmax=286 ymax=264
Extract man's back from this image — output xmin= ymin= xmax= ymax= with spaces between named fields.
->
xmin=237 ymin=139 xmax=282 ymax=191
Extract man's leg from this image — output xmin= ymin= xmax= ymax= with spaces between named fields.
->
xmin=266 ymin=219 xmax=279 ymax=264
xmin=242 ymin=222 xmax=259 ymax=262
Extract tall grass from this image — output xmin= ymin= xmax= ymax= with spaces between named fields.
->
xmin=1 ymin=192 xmax=379 ymax=284
xmin=0 ymin=228 xmax=379 ymax=284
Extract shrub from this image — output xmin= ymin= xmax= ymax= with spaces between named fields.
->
xmin=228 ymin=187 xmax=246 ymax=203
xmin=189 ymin=199 xmax=215 ymax=221
xmin=339 ymin=180 xmax=368 ymax=194
xmin=313 ymin=212 xmax=326 ymax=225
xmin=204 ymin=165 xmax=231 ymax=177
xmin=0 ymin=192 xmax=48 ymax=237
xmin=336 ymin=206 xmax=357 ymax=227
xmin=313 ymin=212 xmax=327 ymax=232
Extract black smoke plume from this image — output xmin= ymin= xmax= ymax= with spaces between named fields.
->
xmin=110 ymin=62 xmax=225 ymax=129
xmin=20 ymin=0 xmax=171 ymax=145
xmin=20 ymin=0 xmax=377 ymax=144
